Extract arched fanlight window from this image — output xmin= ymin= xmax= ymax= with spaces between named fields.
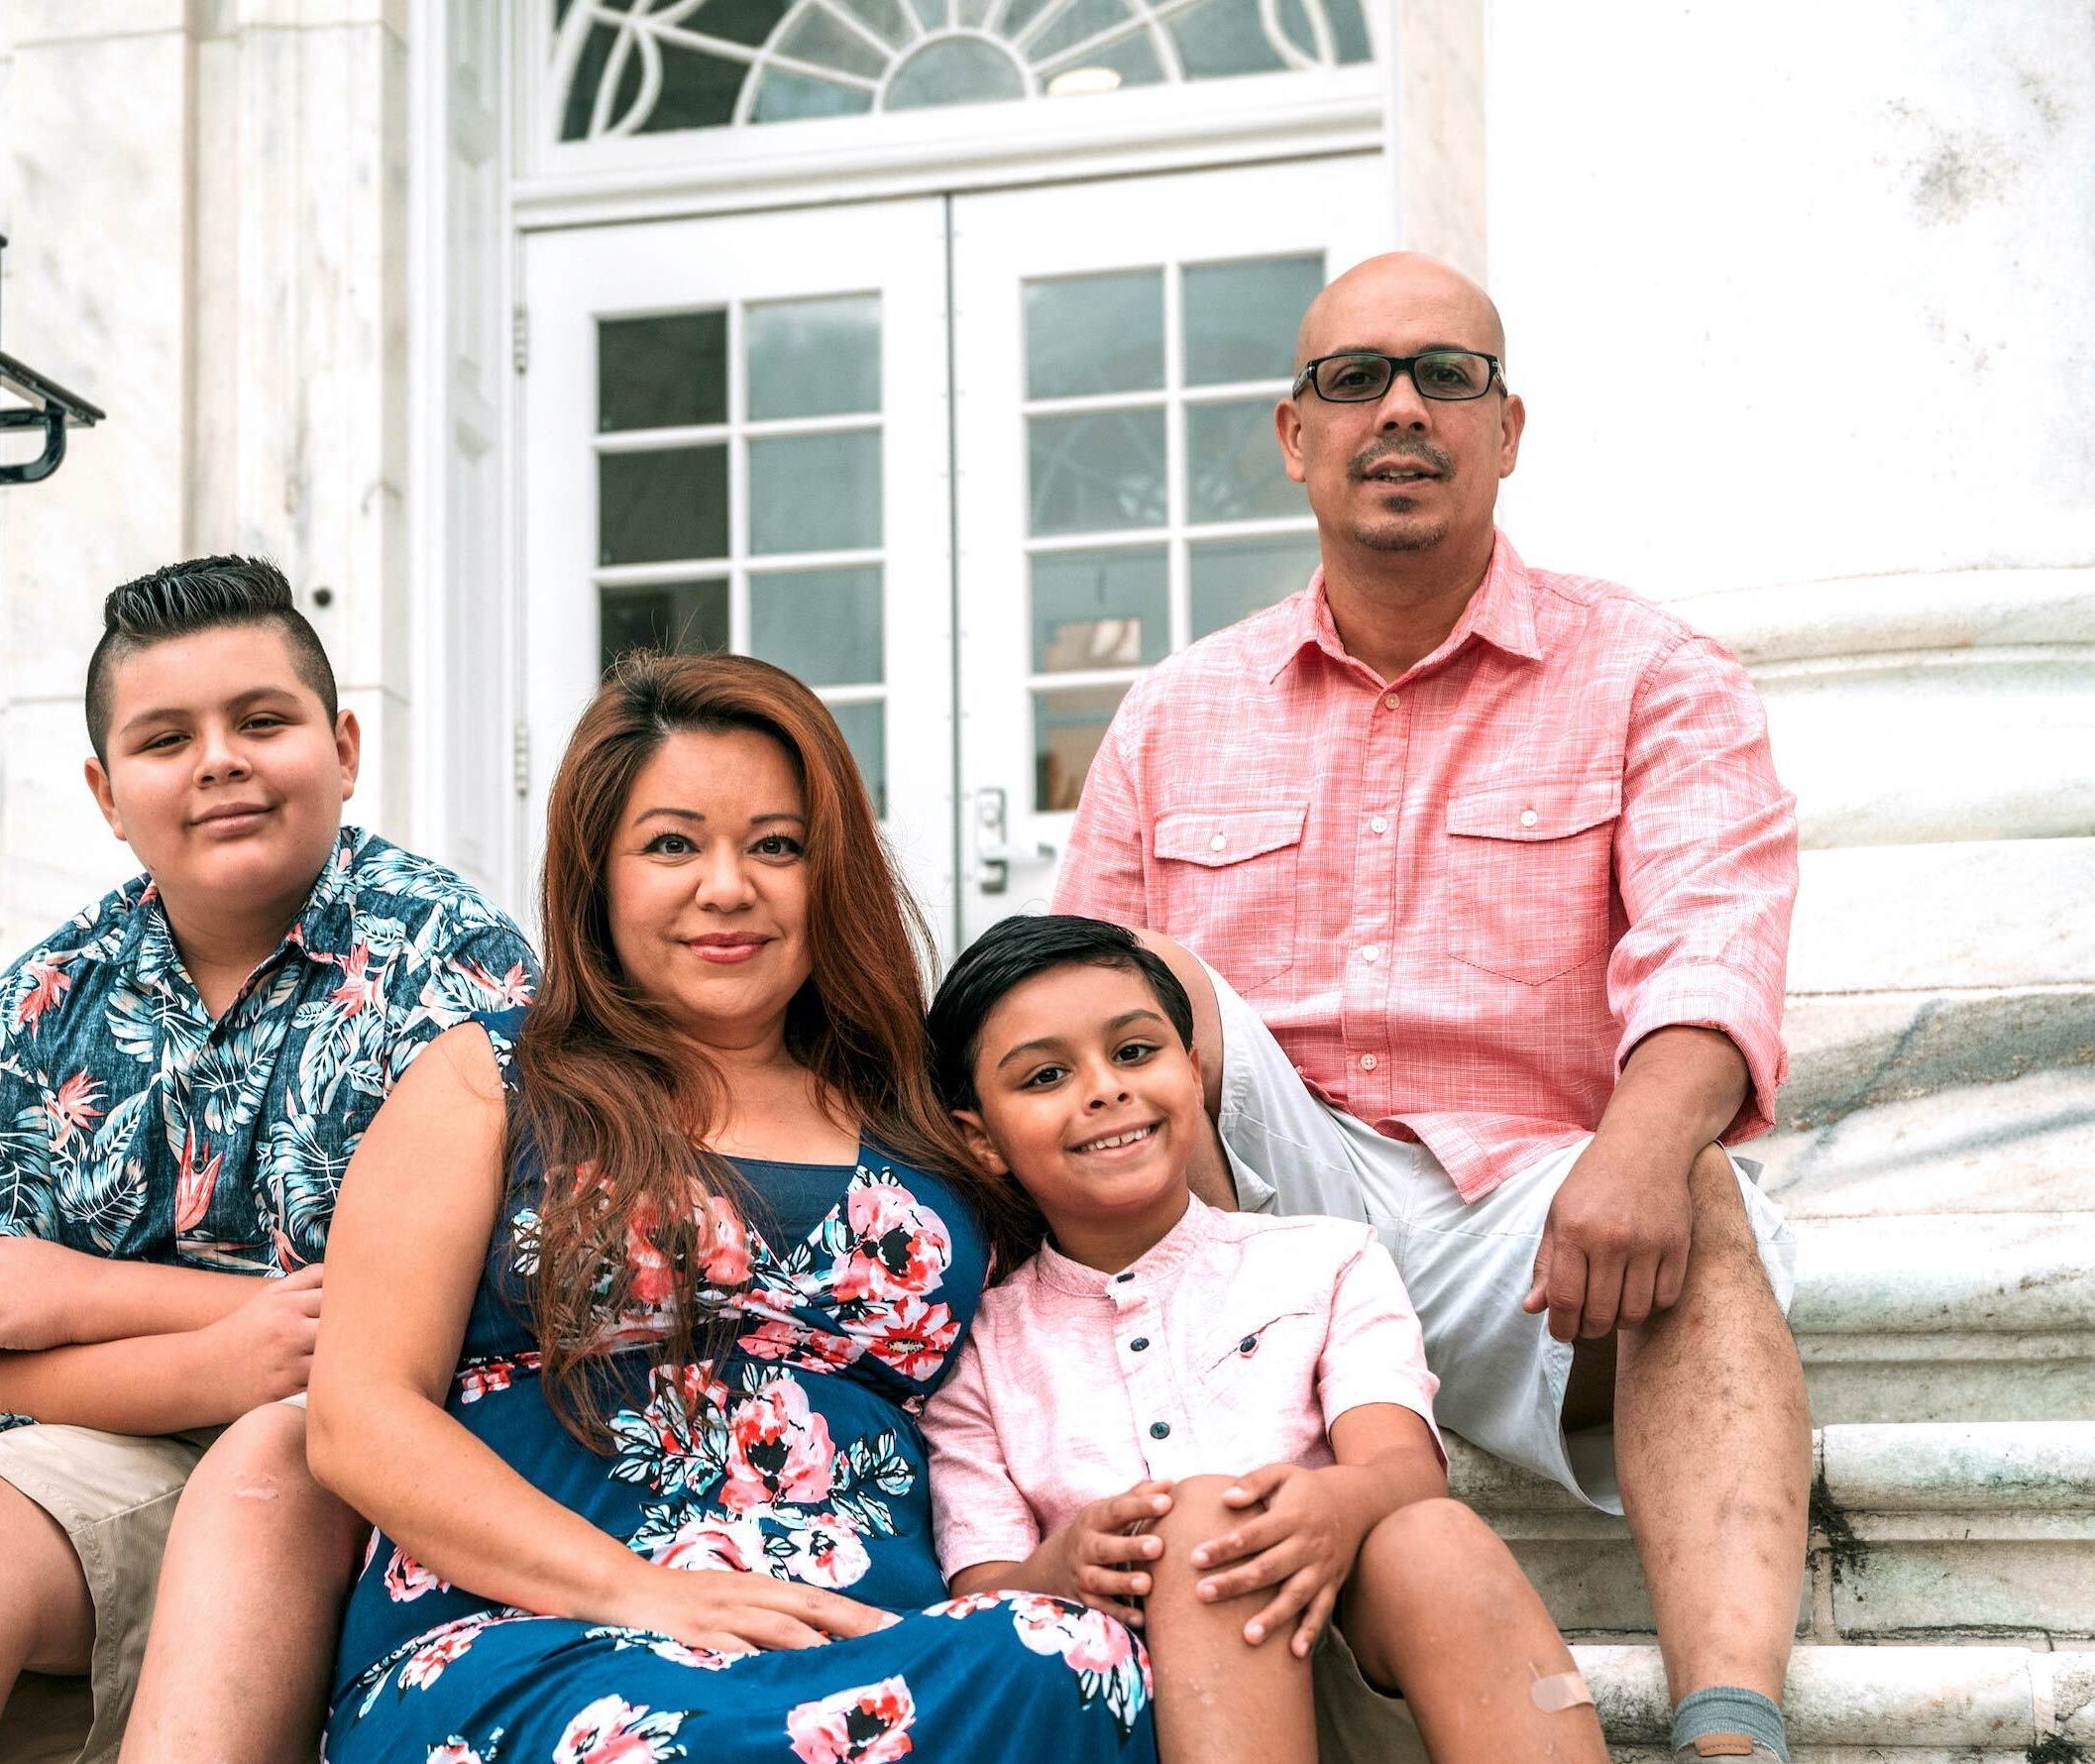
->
xmin=552 ymin=0 xmax=1373 ymax=136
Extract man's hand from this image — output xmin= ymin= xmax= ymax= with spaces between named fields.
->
xmin=196 ymin=1265 xmax=325 ymax=1411
xmin=0 ymin=1238 xmax=97 ymax=1351
xmin=1036 ymin=1480 xmax=1175 ymax=1627
xmin=1522 ymin=1137 xmax=1693 ymax=1342
xmin=1189 ymin=1463 xmax=1378 ymax=1655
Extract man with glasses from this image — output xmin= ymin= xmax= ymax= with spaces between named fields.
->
xmin=1054 ymin=253 xmax=1808 ymax=1764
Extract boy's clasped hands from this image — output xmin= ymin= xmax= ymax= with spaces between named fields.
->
xmin=1045 ymin=1467 xmax=1383 ymax=1658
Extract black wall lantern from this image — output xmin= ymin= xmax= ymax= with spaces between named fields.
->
xmin=0 ymin=234 xmax=104 ymax=488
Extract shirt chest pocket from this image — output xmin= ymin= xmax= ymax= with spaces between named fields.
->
xmin=1152 ymin=805 xmax=1308 ymax=994
xmin=1444 ymin=778 xmax=1620 ymax=985
xmin=1195 ymin=1306 xmax=1326 ymax=1453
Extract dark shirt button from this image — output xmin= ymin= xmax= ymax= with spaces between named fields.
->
xmin=1130 ymin=1337 xmax=1151 ymax=1352
xmin=1114 ymin=1271 xmax=1135 ymax=1283
xmin=1149 ymin=1421 xmax=1170 ymax=1440
xmin=1239 ymin=1335 xmax=1259 ymax=1354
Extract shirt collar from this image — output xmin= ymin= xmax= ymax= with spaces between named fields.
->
xmin=1263 ymin=528 xmax=1543 ymax=685
xmin=1032 ymin=1192 xmax=1211 ymax=1298
xmin=111 ymin=825 xmax=370 ymax=982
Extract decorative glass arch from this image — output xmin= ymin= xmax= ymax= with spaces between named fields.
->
xmin=551 ymin=0 xmax=1374 ymax=137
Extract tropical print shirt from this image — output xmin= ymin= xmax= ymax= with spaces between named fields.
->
xmin=0 ymin=827 xmax=537 ymax=1275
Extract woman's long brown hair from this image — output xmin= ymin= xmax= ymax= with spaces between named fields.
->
xmin=513 ymin=652 xmax=1026 ymax=1448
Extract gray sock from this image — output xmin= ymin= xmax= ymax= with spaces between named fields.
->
xmin=1671 ymin=1686 xmax=1790 ymax=1762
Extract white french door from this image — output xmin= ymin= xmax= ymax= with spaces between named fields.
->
xmin=519 ymin=199 xmax=960 ymax=930
xmin=518 ymin=155 xmax=1389 ymax=953
xmin=947 ymin=156 xmax=1388 ymax=941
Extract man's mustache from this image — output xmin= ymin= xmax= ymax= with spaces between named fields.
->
xmin=1348 ymin=439 xmax=1456 ymax=479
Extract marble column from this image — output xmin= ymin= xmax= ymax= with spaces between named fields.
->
xmin=1483 ymin=0 xmax=2095 ymax=1127
xmin=0 ymin=0 xmax=411 ymax=952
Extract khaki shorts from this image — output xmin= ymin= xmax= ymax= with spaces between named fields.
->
xmin=0 ymin=1424 xmax=218 ymax=1764
xmin=1206 ymin=959 xmax=1798 ymax=1513
xmin=1314 ymin=1623 xmax=1426 ymax=1764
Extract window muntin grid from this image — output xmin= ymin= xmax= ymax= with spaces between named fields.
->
xmin=594 ymin=294 xmax=891 ymax=816
xmin=1023 ymin=251 xmax=1324 ymax=811
xmin=551 ymin=0 xmax=1373 ymax=138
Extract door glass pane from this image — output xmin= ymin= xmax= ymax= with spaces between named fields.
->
xmin=600 ymin=579 xmax=731 ymax=672
xmin=1032 ymin=546 xmax=1167 ymax=672
xmin=1183 ymin=256 xmax=1323 ymax=386
xmin=1185 ymin=398 xmax=1303 ymax=523
xmin=1167 ymin=0 xmax=1289 ymax=76
xmin=748 ymin=295 xmax=881 ymax=420
xmin=750 ymin=564 xmax=885 ymax=687
xmin=1190 ymin=533 xmax=1320 ymax=638
xmin=888 ymin=37 xmax=1030 ymax=108
xmin=750 ymin=68 xmax=874 ymax=121
xmin=1025 ymin=270 xmax=1163 ymax=398
xmin=1028 ymin=0 xmax=1133 ymax=63
xmin=1029 ymin=408 xmax=1167 ymax=534
xmin=748 ymin=429 xmax=883 ymax=553
xmin=1034 ymin=684 xmax=1129 ymax=812
xmin=827 ymin=699 xmax=888 ymax=820
xmin=600 ymin=446 xmax=729 ymax=564
xmin=600 ymin=311 xmax=727 ymax=430
xmin=777 ymin=6 xmax=889 ymax=78
xmin=839 ymin=0 xmax=913 ymax=45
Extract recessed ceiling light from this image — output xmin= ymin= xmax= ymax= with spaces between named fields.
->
xmin=1046 ymin=66 xmax=1122 ymax=97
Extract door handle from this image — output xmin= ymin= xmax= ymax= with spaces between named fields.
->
xmin=972 ymin=786 xmax=1056 ymax=895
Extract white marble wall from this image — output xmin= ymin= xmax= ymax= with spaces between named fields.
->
xmin=1481 ymin=1 xmax=2093 ymax=1118
xmin=0 ymin=1 xmax=410 ymax=952
xmin=1484 ymin=0 xmax=2094 ymax=853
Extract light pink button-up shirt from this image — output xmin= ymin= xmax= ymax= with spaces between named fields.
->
xmin=919 ymin=1197 xmax=1442 ymax=1578
xmin=1053 ymin=531 xmax=1799 ymax=1202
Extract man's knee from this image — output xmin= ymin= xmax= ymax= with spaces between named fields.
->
xmin=1684 ymin=1147 xmax=1774 ymax=1288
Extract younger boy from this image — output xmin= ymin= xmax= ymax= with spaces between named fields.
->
xmin=0 ymin=557 xmax=536 ymax=1764
xmin=921 ymin=915 xmax=1606 ymax=1764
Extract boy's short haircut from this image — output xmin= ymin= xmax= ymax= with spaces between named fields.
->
xmin=929 ymin=914 xmax=1195 ymax=1111
xmin=84 ymin=554 xmax=337 ymax=763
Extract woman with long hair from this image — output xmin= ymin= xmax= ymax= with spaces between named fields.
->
xmin=308 ymin=654 xmax=1152 ymax=1762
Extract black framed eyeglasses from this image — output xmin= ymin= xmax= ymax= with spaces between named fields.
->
xmin=1291 ymin=350 xmax=1503 ymax=403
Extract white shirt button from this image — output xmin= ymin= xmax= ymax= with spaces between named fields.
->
xmin=1519 ymin=808 xmax=1539 ymax=828
xmin=1369 ymin=815 xmax=1388 ymax=834
xmin=1361 ymin=945 xmax=1380 ymax=964
xmin=1382 ymin=693 xmax=1400 ymax=711
xmin=1209 ymin=832 xmax=1227 ymax=852
xmin=1359 ymin=1052 xmax=1378 ymax=1071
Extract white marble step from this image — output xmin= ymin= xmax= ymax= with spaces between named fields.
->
xmin=1580 ymin=1641 xmax=2095 ymax=1762
xmin=1786 ymin=1209 xmax=2095 ymax=1423
xmin=1452 ymin=1423 xmax=2095 ymax=1644
xmin=1779 ymin=837 xmax=2095 ymax=1130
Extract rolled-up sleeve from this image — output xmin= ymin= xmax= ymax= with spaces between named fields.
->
xmin=1609 ymin=634 xmax=1798 ymax=1142
xmin=918 ymin=1337 xmax=1044 ymax=1580
xmin=1051 ymin=696 xmax=1150 ymax=927
xmin=1316 ymin=1229 xmax=1445 ymax=1468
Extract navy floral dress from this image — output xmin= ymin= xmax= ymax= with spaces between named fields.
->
xmin=325 ymin=1012 xmax=1153 ymax=1764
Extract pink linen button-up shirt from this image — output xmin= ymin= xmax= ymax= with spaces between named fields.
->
xmin=1053 ymin=531 xmax=1799 ymax=1202
xmin=919 ymin=1197 xmax=1442 ymax=1579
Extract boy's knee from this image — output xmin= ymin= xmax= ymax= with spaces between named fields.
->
xmin=1360 ymin=1497 xmax=1505 ymax=1590
xmin=189 ymin=1403 xmax=316 ymax=1507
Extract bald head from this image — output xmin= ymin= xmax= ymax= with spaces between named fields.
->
xmin=1295 ymin=252 xmax=1506 ymax=373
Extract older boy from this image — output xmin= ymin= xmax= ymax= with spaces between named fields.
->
xmin=0 ymin=557 xmax=536 ymax=1764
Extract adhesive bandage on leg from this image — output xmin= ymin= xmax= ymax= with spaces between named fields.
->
xmin=1528 ymin=1667 xmax=1596 ymax=1713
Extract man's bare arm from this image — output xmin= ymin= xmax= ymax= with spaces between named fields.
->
xmin=1522 ymin=1026 xmax=1748 ymax=1342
